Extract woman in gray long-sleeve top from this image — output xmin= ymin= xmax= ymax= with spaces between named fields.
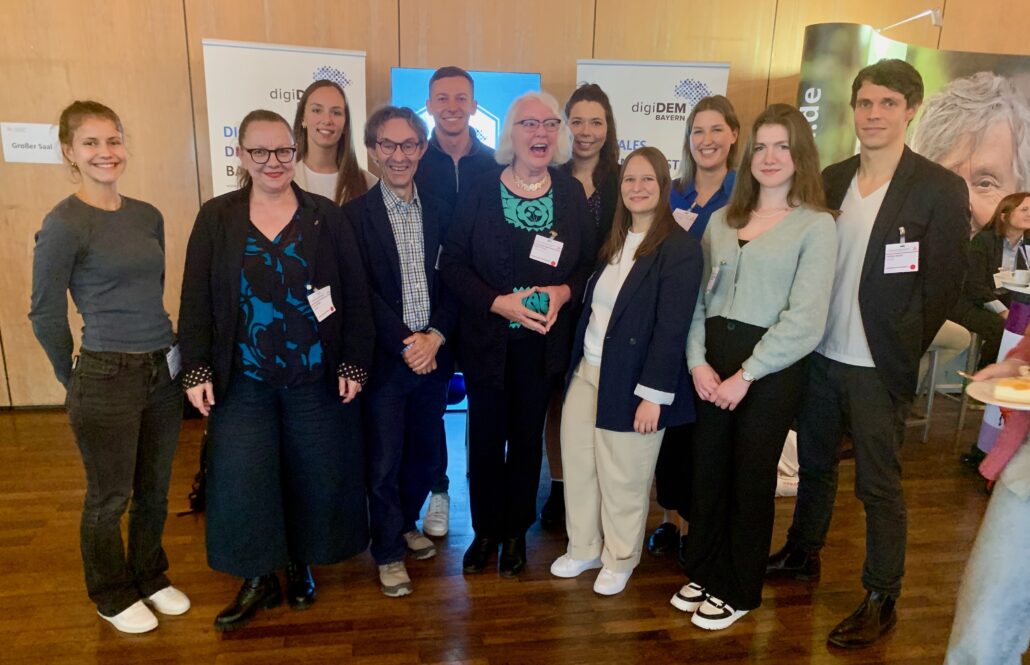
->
xmin=29 ymin=101 xmax=189 ymax=634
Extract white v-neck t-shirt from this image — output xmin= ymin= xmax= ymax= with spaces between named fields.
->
xmin=583 ymin=230 xmax=646 ymax=367
xmin=817 ymin=176 xmax=890 ymax=367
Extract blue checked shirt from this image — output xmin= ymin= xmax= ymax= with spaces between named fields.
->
xmin=380 ymin=181 xmax=432 ymax=333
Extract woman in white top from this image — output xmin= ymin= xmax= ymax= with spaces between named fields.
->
xmin=292 ymin=80 xmax=376 ymax=205
xmin=550 ymin=146 xmax=703 ymax=596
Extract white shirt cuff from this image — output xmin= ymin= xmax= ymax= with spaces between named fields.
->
xmin=985 ymin=300 xmax=1007 ymax=315
xmin=634 ymin=384 xmax=675 ymax=406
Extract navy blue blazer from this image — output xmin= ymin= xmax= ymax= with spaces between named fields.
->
xmin=440 ymin=166 xmax=596 ymax=389
xmin=344 ymin=185 xmax=458 ymax=389
xmin=568 ymin=226 xmax=703 ymax=432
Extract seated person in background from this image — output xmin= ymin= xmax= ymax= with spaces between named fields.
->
xmin=950 ymin=192 xmax=1030 ymax=366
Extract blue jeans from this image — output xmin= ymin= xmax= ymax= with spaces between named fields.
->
xmin=66 ymin=349 xmax=182 ymax=616
xmin=945 ymin=481 xmax=1030 ymax=664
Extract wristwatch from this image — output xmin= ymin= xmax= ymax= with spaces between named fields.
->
xmin=741 ymin=369 xmax=756 ymax=383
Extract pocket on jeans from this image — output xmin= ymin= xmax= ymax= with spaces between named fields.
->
xmin=76 ymin=352 xmax=122 ymax=380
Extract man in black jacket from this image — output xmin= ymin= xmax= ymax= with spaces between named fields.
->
xmin=766 ymin=59 xmax=969 ymax=648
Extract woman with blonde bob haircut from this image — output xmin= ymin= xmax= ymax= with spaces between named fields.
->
xmin=674 ymin=104 xmax=837 ymax=630
xmin=550 ymin=146 xmax=702 ymax=595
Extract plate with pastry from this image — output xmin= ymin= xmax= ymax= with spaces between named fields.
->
xmin=966 ymin=374 xmax=1030 ymax=410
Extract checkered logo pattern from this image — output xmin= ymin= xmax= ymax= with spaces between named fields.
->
xmin=673 ymin=79 xmax=714 ymax=105
xmin=312 ymin=66 xmax=351 ymax=88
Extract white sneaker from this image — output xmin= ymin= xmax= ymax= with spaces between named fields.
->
xmin=423 ymin=492 xmax=450 ymax=537
xmin=378 ymin=561 xmax=413 ymax=598
xmin=670 ymin=581 xmax=707 ymax=613
xmin=549 ymin=554 xmax=603 ymax=578
xmin=98 ymin=600 xmax=159 ymax=634
xmin=403 ymin=529 xmax=437 ymax=560
xmin=691 ymin=595 xmax=749 ymax=630
xmin=593 ymin=567 xmax=632 ymax=596
xmin=145 ymin=586 xmax=191 ymax=615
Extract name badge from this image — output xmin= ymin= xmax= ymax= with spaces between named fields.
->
xmin=530 ymin=234 xmax=564 ymax=267
xmin=165 ymin=344 xmax=182 ymax=380
xmin=673 ymin=208 xmax=699 ymax=232
xmin=307 ymin=285 xmax=336 ymax=322
xmin=884 ymin=242 xmax=919 ymax=274
xmin=705 ymin=264 xmax=721 ymax=294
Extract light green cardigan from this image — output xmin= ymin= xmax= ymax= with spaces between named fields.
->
xmin=686 ymin=205 xmax=838 ymax=380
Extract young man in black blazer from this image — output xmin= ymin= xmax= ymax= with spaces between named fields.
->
xmin=345 ymin=106 xmax=458 ymax=598
xmin=766 ymin=59 xmax=969 ymax=648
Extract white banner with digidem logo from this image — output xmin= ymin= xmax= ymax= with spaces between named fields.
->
xmin=575 ymin=59 xmax=730 ymax=172
xmin=202 ymin=39 xmax=367 ymax=194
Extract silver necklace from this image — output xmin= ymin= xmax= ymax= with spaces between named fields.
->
xmin=512 ymin=169 xmax=548 ymax=192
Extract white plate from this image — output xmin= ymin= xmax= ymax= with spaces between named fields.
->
xmin=966 ymin=379 xmax=1030 ymax=410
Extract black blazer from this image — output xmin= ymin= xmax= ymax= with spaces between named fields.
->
xmin=951 ymin=223 xmax=1024 ymax=324
xmin=178 ymin=183 xmax=374 ymax=402
xmin=823 ymin=146 xmax=969 ymax=400
xmin=440 ymin=166 xmax=596 ymax=389
xmin=568 ymin=226 xmax=703 ymax=432
xmin=343 ymin=186 xmax=458 ymax=389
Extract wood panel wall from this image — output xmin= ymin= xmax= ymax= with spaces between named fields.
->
xmin=1 ymin=0 xmax=1028 ymax=405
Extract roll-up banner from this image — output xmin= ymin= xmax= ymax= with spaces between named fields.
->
xmin=202 ymin=39 xmax=368 ymax=195
xmin=799 ymin=23 xmax=1030 ymax=452
xmin=575 ymin=59 xmax=731 ymax=171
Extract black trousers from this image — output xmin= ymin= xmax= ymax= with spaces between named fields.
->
xmin=681 ymin=318 xmax=804 ymax=610
xmin=655 ymin=423 xmax=693 ymax=515
xmin=787 ymin=353 xmax=910 ymax=597
xmin=466 ymin=337 xmax=551 ymax=539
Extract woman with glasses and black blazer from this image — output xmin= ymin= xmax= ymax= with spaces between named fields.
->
xmin=178 ymin=109 xmax=374 ymax=631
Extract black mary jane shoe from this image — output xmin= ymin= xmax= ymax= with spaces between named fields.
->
xmin=646 ymin=522 xmax=680 ymax=557
xmin=462 ymin=535 xmax=499 ymax=574
xmin=499 ymin=535 xmax=527 ymax=578
xmin=214 ymin=574 xmax=282 ymax=632
xmin=285 ymin=562 xmax=316 ymax=610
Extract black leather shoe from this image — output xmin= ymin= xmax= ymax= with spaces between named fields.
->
xmin=960 ymin=443 xmax=986 ymax=469
xmin=462 ymin=535 xmax=498 ymax=573
xmin=214 ymin=574 xmax=282 ymax=632
xmin=499 ymin=535 xmax=527 ymax=578
xmin=646 ymin=522 xmax=680 ymax=557
xmin=540 ymin=482 xmax=565 ymax=530
xmin=285 ymin=562 xmax=316 ymax=610
xmin=827 ymin=591 xmax=898 ymax=648
xmin=766 ymin=541 xmax=821 ymax=581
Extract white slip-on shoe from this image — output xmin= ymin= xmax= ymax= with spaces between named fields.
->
xmin=691 ymin=595 xmax=749 ymax=630
xmin=549 ymin=554 xmax=603 ymax=578
xmin=423 ymin=492 xmax=450 ymax=537
xmin=670 ymin=581 xmax=707 ymax=613
xmin=98 ymin=600 xmax=159 ymax=634
xmin=593 ymin=567 xmax=632 ymax=596
xmin=145 ymin=586 xmax=191 ymax=615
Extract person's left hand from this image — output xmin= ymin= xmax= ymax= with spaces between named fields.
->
xmin=712 ymin=370 xmax=751 ymax=410
xmin=402 ymin=331 xmax=442 ymax=375
xmin=537 ymin=284 xmax=572 ymax=332
xmin=634 ymin=399 xmax=661 ymax=434
xmin=339 ymin=377 xmax=362 ymax=403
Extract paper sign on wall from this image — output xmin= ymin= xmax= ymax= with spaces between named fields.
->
xmin=1 ymin=123 xmax=63 ymax=164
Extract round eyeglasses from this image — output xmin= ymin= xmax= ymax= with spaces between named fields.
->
xmin=376 ymin=139 xmax=423 ymax=156
xmin=242 ymin=146 xmax=297 ymax=164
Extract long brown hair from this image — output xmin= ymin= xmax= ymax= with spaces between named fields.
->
xmin=724 ymin=103 xmax=827 ymax=229
xmin=237 ymin=109 xmax=293 ymax=189
xmin=563 ymin=83 xmax=620 ymax=189
xmin=293 ymin=80 xmax=366 ymax=205
xmin=599 ymin=146 xmax=678 ymax=264
xmin=990 ymin=191 xmax=1030 ymax=238
xmin=676 ymin=95 xmax=740 ymax=193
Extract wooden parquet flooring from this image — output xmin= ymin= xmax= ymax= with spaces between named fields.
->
xmin=0 ymin=401 xmax=1017 ymax=664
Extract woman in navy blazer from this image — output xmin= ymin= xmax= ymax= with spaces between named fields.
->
xmin=550 ymin=146 xmax=702 ymax=596
xmin=440 ymin=91 xmax=594 ymax=578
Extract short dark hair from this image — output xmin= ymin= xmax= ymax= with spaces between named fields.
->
xmin=363 ymin=106 xmax=429 ymax=148
xmin=850 ymin=59 xmax=924 ymax=109
xmin=429 ymin=66 xmax=474 ymax=94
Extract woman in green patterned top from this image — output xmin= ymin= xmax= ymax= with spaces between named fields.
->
xmin=440 ymin=91 xmax=595 ymax=579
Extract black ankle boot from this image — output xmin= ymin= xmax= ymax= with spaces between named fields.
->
xmin=285 ymin=562 xmax=316 ymax=610
xmin=214 ymin=574 xmax=282 ymax=631
xmin=463 ymin=535 xmax=498 ymax=573
xmin=499 ymin=535 xmax=527 ymax=578
xmin=766 ymin=541 xmax=821 ymax=581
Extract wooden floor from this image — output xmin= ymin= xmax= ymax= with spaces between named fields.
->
xmin=0 ymin=399 xmax=1014 ymax=664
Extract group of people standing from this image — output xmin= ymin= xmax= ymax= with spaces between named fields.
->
xmin=32 ymin=57 xmax=1009 ymax=657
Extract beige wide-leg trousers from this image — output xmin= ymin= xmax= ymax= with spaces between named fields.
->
xmin=560 ymin=360 xmax=664 ymax=573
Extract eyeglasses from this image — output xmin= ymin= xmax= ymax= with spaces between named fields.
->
xmin=242 ymin=146 xmax=297 ymax=164
xmin=515 ymin=118 xmax=562 ymax=132
xmin=376 ymin=139 xmax=423 ymax=156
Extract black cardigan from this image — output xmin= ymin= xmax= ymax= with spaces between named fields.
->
xmin=952 ymin=223 xmax=1024 ymax=323
xmin=177 ymin=183 xmax=374 ymax=402
xmin=439 ymin=166 xmax=596 ymax=389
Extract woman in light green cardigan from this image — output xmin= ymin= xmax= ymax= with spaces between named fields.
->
xmin=671 ymin=104 xmax=837 ymax=631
